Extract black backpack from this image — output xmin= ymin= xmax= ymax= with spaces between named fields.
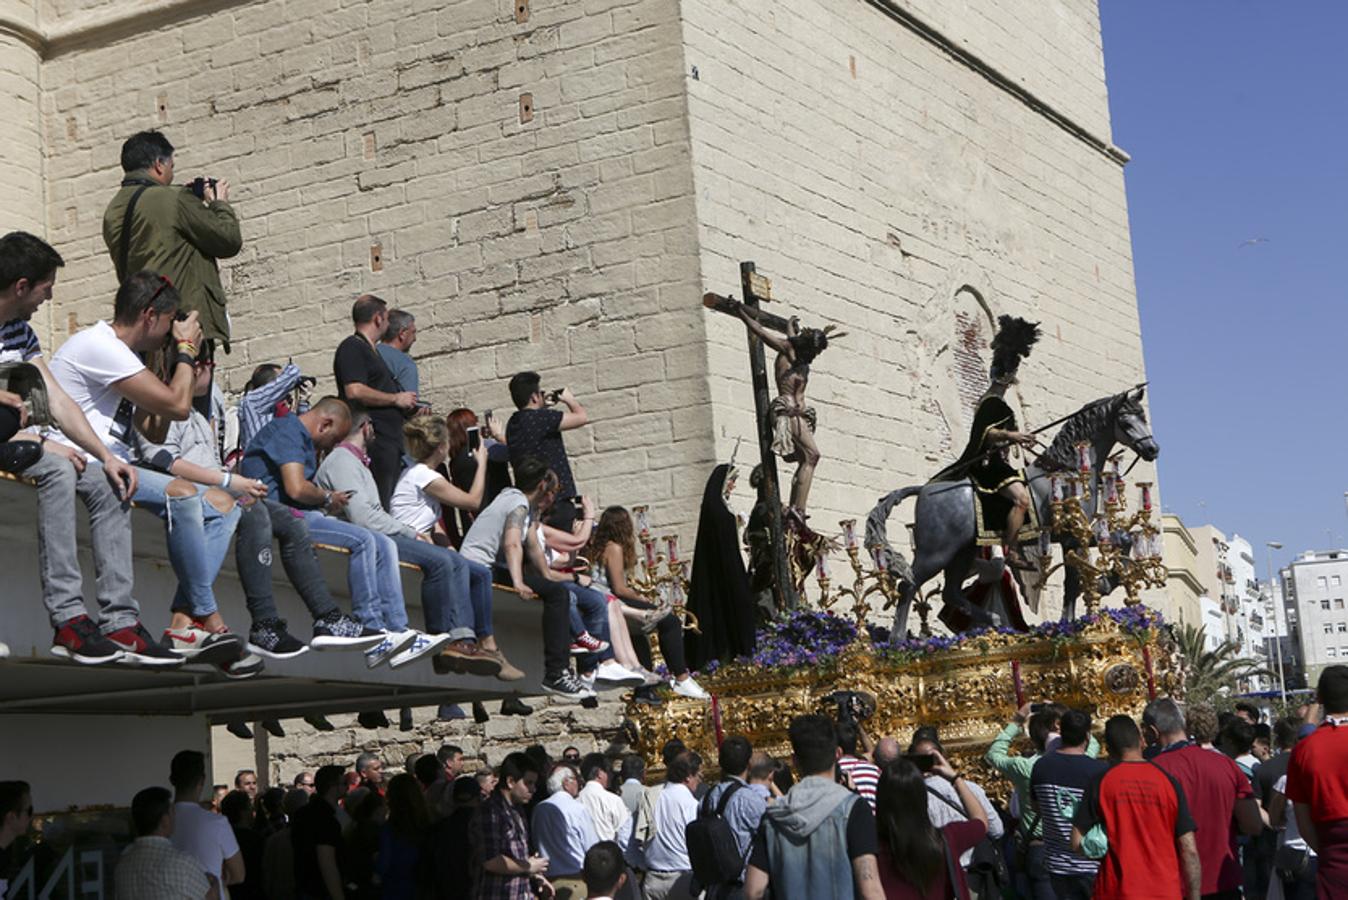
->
xmin=685 ymin=781 xmax=746 ymax=887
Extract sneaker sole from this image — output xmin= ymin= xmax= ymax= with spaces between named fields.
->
xmin=220 ymin=662 xmax=265 ymax=680
xmin=494 ymin=666 xmax=527 ymax=682
xmin=570 ymin=643 xmax=609 ymax=655
xmin=388 ymin=635 xmax=454 ymax=669
xmin=113 ymin=649 xmax=186 ymax=668
xmin=246 ymin=641 xmax=311 ymax=661
xmin=312 ymin=633 xmax=388 ymax=651
xmin=594 ymin=674 xmax=646 ymax=689
xmin=172 ymin=640 xmax=244 ymax=668
xmin=440 ymin=649 xmax=504 ymax=677
xmin=51 ymin=646 xmax=125 ymax=665
xmin=541 ymin=683 xmax=596 ymax=702
xmin=365 ymin=632 xmax=418 ymax=669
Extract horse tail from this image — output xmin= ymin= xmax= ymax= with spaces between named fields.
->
xmin=864 ymin=486 xmax=922 ymax=585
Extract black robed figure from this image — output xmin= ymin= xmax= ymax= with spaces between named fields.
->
xmin=685 ymin=464 xmax=756 ymax=671
xmin=930 ymin=316 xmax=1042 ymax=568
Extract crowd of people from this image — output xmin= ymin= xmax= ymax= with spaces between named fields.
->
xmin=0 ymin=128 xmax=716 ymax=704
xmin=2 ymin=665 xmax=1344 ymax=898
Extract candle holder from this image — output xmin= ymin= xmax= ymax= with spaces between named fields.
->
xmin=1037 ymin=450 xmax=1167 ymax=613
xmin=628 ymin=508 xmax=700 ymax=635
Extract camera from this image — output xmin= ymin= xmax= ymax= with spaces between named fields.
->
xmin=466 ymin=426 xmax=481 ymax=451
xmin=545 ymin=389 xmax=564 ymax=404
xmin=188 ymin=177 xmax=219 ymax=200
xmin=174 ymin=310 xmax=190 ymax=322
xmin=824 ymin=690 xmax=875 ymax=726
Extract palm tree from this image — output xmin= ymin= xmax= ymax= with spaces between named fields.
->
xmin=1174 ymin=623 xmax=1273 ymax=698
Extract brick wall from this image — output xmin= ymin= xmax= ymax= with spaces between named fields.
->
xmin=33 ymin=0 xmax=716 ymax=539
xmin=680 ymin=0 xmax=1152 ymax=620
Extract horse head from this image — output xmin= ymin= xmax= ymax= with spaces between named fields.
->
xmin=1113 ymin=385 xmax=1158 ymax=462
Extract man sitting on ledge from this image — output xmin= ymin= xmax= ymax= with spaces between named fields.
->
xmin=0 ymin=233 xmax=171 ymax=666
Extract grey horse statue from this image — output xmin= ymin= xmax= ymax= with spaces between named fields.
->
xmin=867 ymin=386 xmax=1158 ymax=635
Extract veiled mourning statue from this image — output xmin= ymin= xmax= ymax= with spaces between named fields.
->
xmin=684 ymin=464 xmax=756 ymax=670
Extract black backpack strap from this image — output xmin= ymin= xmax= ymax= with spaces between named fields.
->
xmin=926 ymin=782 xmax=969 ymax=818
xmin=714 ymin=781 xmax=743 ymax=817
xmin=117 ymin=180 xmax=154 ymax=282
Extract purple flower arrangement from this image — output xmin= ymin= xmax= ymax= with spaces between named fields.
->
xmin=700 ymin=606 xmax=1166 ymax=677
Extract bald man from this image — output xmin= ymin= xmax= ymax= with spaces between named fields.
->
xmin=240 ymin=397 xmax=404 ymax=646
xmin=872 ymin=738 xmax=901 ymax=767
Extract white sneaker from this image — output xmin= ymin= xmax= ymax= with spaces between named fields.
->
xmin=364 ymin=630 xmax=417 ymax=669
xmin=388 ymin=632 xmax=453 ymax=668
xmin=594 ymin=660 xmax=646 ymax=689
xmin=672 ymin=675 xmax=710 ymax=700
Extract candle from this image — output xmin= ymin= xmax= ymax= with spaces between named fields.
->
xmin=1103 ymin=473 xmax=1118 ymax=504
xmin=1076 ymin=442 xmax=1093 ymax=474
xmin=1049 ymin=474 xmax=1061 ymax=502
xmin=665 ymin=535 xmax=679 ymax=564
xmin=816 ymin=554 xmax=830 ymax=579
xmin=871 ymin=546 xmax=886 ymax=571
xmin=1149 ymin=532 xmax=1164 ymax=559
xmin=1139 ymin=483 xmax=1153 ymax=512
xmin=841 ymin=519 xmax=858 ymax=550
xmin=643 ymin=539 xmax=656 ymax=569
xmin=634 ymin=506 xmax=651 ymax=536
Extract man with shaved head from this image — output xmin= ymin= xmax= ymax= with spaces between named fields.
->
xmin=871 ymin=738 xmax=901 ymax=767
xmin=240 ymin=396 xmax=403 ymax=650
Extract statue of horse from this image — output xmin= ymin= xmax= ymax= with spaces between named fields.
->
xmin=868 ymin=386 xmax=1158 ymax=635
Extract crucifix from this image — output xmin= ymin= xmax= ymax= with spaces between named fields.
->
xmin=704 ymin=262 xmax=844 ymax=612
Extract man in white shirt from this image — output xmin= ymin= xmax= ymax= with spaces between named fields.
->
xmin=48 ymin=270 xmax=249 ymax=671
xmin=532 ymin=764 xmax=600 ymax=896
xmin=116 ymin=786 xmax=218 ymax=900
xmin=0 ymin=232 xmax=162 ymax=666
xmin=169 ymin=750 xmax=243 ymax=890
xmin=578 ymin=754 xmax=632 ymax=854
xmin=619 ymin=756 xmax=646 ymax=817
xmin=911 ymin=734 xmax=1004 ymax=866
xmin=641 ymin=752 xmax=702 ymax=900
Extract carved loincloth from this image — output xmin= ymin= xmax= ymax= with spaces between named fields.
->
xmin=769 ymin=397 xmax=816 ymax=461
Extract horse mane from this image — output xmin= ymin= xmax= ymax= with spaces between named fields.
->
xmin=1035 ymin=394 xmax=1123 ymax=472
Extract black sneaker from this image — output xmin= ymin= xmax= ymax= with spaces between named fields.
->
xmin=262 ymin=719 xmax=286 ymax=737
xmin=248 ymin=618 xmax=309 ymax=660
xmin=311 ymin=612 xmax=386 ymax=650
xmin=51 ymin=615 xmax=125 ymax=665
xmin=358 ymin=710 xmax=390 ymax=729
xmin=226 ymin=720 xmax=254 ymax=740
xmin=105 ymin=623 xmax=185 ymax=667
xmin=541 ymin=670 xmax=596 ymax=702
xmin=500 ymin=697 xmax=534 ymax=716
xmin=304 ymin=714 xmax=335 ymax=731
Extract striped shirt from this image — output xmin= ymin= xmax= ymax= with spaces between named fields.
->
xmin=1030 ymin=751 xmax=1108 ymax=876
xmin=0 ymin=318 xmax=41 ymax=364
xmin=837 ymin=755 xmax=880 ymax=810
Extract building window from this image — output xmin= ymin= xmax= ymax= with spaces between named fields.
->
xmin=1335 ymin=575 xmax=1343 ymax=587
xmin=1323 ymin=599 xmax=1333 ymax=610
xmin=1337 ymin=599 xmax=1346 ymax=610
xmin=1327 ymin=624 xmax=1336 ymax=635
xmin=1340 ymin=622 xmax=1348 ymax=633
xmin=1330 ymin=648 xmax=1339 ymax=658
xmin=1319 ymin=576 xmax=1329 ymax=590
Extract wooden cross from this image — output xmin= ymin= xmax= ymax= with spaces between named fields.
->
xmin=703 ymin=261 xmax=800 ymax=612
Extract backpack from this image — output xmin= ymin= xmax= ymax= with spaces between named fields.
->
xmin=925 ymin=784 xmax=1010 ymax=900
xmin=685 ymin=781 xmax=746 ymax=887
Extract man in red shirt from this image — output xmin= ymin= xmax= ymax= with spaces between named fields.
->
xmin=1143 ymin=698 xmax=1264 ymax=899
xmin=1072 ymin=715 xmax=1200 ymax=900
xmin=1285 ymin=665 xmax=1348 ymax=900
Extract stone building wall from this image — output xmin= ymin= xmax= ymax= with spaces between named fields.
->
xmin=680 ymin=0 xmax=1154 ymax=619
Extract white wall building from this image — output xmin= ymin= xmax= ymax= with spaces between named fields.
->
xmin=1284 ymin=550 xmax=1348 ymax=688
xmin=1227 ymin=535 xmax=1269 ymax=690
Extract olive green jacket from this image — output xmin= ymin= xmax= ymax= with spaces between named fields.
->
xmin=102 ymin=170 xmax=242 ymax=349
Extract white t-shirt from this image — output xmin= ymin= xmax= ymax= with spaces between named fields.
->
xmin=390 ymin=462 xmax=445 ymax=535
xmin=48 ymin=320 xmax=145 ymax=461
xmin=1273 ymin=774 xmax=1314 ymax=855
xmin=170 ymin=801 xmax=239 ymax=878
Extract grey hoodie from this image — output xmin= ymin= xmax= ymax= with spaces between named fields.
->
xmin=762 ymin=775 xmax=857 ymax=838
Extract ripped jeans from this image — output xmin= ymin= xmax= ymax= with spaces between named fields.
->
xmin=132 ymin=467 xmax=241 ymax=618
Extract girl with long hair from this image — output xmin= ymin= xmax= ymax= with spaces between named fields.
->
xmin=874 ymin=755 xmax=988 ymax=899
xmin=585 ymin=506 xmax=708 ymax=701
xmin=377 ymin=773 xmax=432 ymax=900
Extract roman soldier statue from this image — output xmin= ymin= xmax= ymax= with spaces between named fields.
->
xmin=931 ymin=316 xmax=1042 ymax=568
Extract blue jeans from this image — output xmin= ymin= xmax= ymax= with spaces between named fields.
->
xmin=568 ymin=583 xmax=615 ymax=670
xmin=388 ymin=534 xmax=474 ymax=642
xmin=462 ymin=558 xmax=495 ymax=637
xmin=300 ymin=511 xmax=403 ymax=630
xmin=132 ymin=467 xmax=240 ymax=617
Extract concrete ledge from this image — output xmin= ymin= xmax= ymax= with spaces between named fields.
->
xmin=0 ymin=473 xmax=544 ymax=721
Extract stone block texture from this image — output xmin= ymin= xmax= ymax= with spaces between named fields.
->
xmin=5 ymin=0 xmax=1158 ymax=624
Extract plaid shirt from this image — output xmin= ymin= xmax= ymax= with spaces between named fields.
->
xmin=114 ymin=836 xmax=211 ymax=899
xmin=471 ymin=791 xmax=534 ymax=900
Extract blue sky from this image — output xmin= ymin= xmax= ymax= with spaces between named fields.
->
xmin=1100 ymin=2 xmax=1348 ymax=574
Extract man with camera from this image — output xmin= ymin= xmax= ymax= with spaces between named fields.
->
xmin=103 ymin=131 xmax=242 ymax=354
xmin=505 ymin=371 xmax=588 ymax=532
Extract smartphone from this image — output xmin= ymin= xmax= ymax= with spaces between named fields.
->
xmin=902 ymin=753 xmax=935 ymax=773
xmin=466 ymin=426 xmax=481 ymax=451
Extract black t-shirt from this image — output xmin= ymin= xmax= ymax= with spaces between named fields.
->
xmin=1254 ymin=751 xmax=1290 ymax=809
xmin=291 ymin=797 xmax=342 ymax=896
xmin=333 ymin=334 xmax=404 ymax=440
xmin=505 ymin=407 xmax=576 ymax=498
xmin=747 ymin=796 xmax=877 ymax=872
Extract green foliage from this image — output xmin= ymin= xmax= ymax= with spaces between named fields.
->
xmin=1174 ymin=623 xmax=1273 ymax=699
